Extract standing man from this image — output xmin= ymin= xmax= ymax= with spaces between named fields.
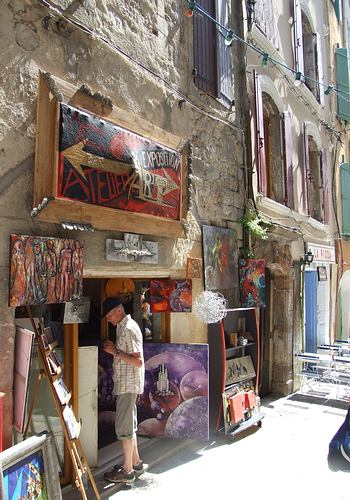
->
xmin=102 ymin=296 xmax=146 ymax=484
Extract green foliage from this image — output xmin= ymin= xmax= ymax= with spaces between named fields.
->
xmin=240 ymin=209 xmax=268 ymax=240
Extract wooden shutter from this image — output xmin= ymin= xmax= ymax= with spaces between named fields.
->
xmin=282 ymin=111 xmax=294 ymax=209
xmin=254 ymin=71 xmax=267 ymax=195
xmin=331 ymin=0 xmax=341 ymax=21
xmin=341 ymin=163 xmax=350 ymax=236
xmin=302 ymin=123 xmax=311 ymax=214
xmin=216 ymin=0 xmax=234 ymax=107
xmin=193 ymin=0 xmax=217 ymax=96
xmin=316 ymin=33 xmax=324 ymax=105
xmin=293 ymin=0 xmax=304 ymax=75
xmin=320 ymin=148 xmax=329 ymax=224
xmin=335 ymin=48 xmax=350 ymax=122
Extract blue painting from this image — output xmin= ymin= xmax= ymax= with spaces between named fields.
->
xmin=3 ymin=450 xmax=48 ymax=499
xmin=137 ymin=343 xmax=209 ymax=440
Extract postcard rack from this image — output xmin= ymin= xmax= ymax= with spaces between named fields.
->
xmin=24 ymin=307 xmax=100 ymax=500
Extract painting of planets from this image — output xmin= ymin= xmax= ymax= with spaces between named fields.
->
xmin=137 ymin=343 xmax=209 ymax=440
xmin=238 ymin=259 xmax=266 ymax=307
xmin=150 ymin=279 xmax=192 ymax=313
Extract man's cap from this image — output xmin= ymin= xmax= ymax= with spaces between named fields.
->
xmin=101 ymin=297 xmax=123 ymax=317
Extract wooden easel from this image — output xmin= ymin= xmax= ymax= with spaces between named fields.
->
xmin=24 ymin=307 xmax=100 ymax=500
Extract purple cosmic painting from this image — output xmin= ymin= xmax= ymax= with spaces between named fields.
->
xmin=137 ymin=343 xmax=209 ymax=440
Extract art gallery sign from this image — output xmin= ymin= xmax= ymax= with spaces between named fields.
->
xmin=306 ymin=243 xmax=336 ymax=263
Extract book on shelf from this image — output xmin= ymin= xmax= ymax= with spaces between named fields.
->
xmin=63 ymin=405 xmax=81 ymax=440
xmin=53 ymin=378 xmax=71 ymax=405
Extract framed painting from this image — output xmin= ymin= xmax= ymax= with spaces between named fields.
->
xmin=150 ymin=279 xmax=192 ymax=313
xmin=0 ymin=432 xmax=62 ymax=499
xmin=9 ymin=235 xmax=84 ymax=307
xmin=63 ymin=297 xmax=91 ymax=324
xmin=33 ymin=72 xmax=187 ymax=238
xmin=202 ymin=225 xmax=238 ymax=291
xmin=13 ymin=327 xmax=34 ymax=433
xmin=238 ymin=258 xmax=266 ymax=307
xmin=186 ymin=257 xmax=202 ymax=279
xmin=225 ymin=355 xmax=256 ymax=385
xmin=137 ymin=343 xmax=209 ymax=440
xmin=317 ymin=266 xmax=327 ymax=282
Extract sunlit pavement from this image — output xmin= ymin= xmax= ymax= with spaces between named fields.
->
xmin=109 ymin=389 xmax=349 ymax=500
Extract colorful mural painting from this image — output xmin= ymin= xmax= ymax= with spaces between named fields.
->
xmin=58 ymin=103 xmax=181 ymax=219
xmin=3 ymin=450 xmax=48 ymax=499
xmin=150 ymin=279 xmax=192 ymax=313
xmin=9 ymin=235 xmax=84 ymax=307
xmin=239 ymin=258 xmax=266 ymax=307
xmin=137 ymin=343 xmax=209 ymax=440
xmin=202 ymin=225 xmax=239 ymax=290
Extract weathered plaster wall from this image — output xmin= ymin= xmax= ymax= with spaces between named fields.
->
xmin=0 ymin=0 xmax=246 ymax=446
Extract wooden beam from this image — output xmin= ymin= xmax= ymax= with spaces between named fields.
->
xmin=35 ymin=197 xmax=184 ymax=238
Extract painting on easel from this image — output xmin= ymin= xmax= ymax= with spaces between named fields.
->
xmin=9 ymin=235 xmax=84 ymax=307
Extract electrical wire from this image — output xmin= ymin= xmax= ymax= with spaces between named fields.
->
xmin=36 ymin=0 xmax=243 ymax=135
xmin=188 ymin=0 xmax=350 ymax=101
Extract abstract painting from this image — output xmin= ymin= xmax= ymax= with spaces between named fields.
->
xmin=137 ymin=343 xmax=209 ymax=440
xmin=58 ymin=103 xmax=181 ymax=220
xmin=106 ymin=234 xmax=158 ymax=264
xmin=9 ymin=235 xmax=84 ymax=306
xmin=150 ymin=279 xmax=192 ymax=313
xmin=238 ymin=258 xmax=266 ymax=307
xmin=0 ymin=433 xmax=62 ymax=499
xmin=202 ymin=225 xmax=238 ymax=290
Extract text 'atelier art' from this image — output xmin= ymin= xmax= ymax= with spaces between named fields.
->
xmin=9 ymin=235 xmax=84 ymax=307
xmin=58 ymin=103 xmax=181 ymax=220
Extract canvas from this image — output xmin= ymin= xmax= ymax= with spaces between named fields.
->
xmin=13 ymin=327 xmax=34 ymax=433
xmin=58 ymin=103 xmax=181 ymax=220
xmin=202 ymin=225 xmax=239 ymax=291
xmin=137 ymin=343 xmax=209 ymax=440
xmin=150 ymin=279 xmax=192 ymax=313
xmin=186 ymin=257 xmax=203 ymax=279
xmin=225 ymin=355 xmax=256 ymax=385
xmin=0 ymin=433 xmax=62 ymax=499
xmin=239 ymin=258 xmax=266 ymax=307
xmin=9 ymin=235 xmax=84 ymax=307
xmin=106 ymin=234 xmax=159 ymax=264
xmin=63 ymin=297 xmax=91 ymax=324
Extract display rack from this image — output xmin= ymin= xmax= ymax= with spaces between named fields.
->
xmin=208 ymin=307 xmax=264 ymax=439
xmin=24 ymin=307 xmax=100 ymax=500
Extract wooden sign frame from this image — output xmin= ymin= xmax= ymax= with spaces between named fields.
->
xmin=34 ymin=71 xmax=188 ymax=238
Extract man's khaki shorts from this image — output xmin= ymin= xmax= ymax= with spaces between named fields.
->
xmin=115 ymin=393 xmax=138 ymax=440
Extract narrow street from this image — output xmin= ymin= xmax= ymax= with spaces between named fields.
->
xmin=100 ymin=387 xmax=349 ymax=500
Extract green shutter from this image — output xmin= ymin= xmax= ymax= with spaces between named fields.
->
xmin=341 ymin=163 xmax=350 ymax=236
xmin=331 ymin=0 xmax=341 ymax=21
xmin=335 ymin=48 xmax=350 ymax=122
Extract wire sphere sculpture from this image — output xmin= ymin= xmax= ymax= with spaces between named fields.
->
xmin=193 ymin=291 xmax=228 ymax=324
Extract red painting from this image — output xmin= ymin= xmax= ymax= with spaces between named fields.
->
xmin=239 ymin=259 xmax=266 ymax=307
xmin=58 ymin=104 xmax=181 ymax=219
xmin=9 ymin=235 xmax=84 ymax=306
xmin=150 ymin=279 xmax=192 ymax=313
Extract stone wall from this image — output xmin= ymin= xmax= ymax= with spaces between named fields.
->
xmin=0 ymin=0 xmax=246 ymax=446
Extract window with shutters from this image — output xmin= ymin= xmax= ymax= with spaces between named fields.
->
xmin=335 ymin=48 xmax=350 ymax=122
xmin=293 ymin=1 xmax=323 ymax=103
xmin=254 ymin=0 xmax=278 ymax=49
xmin=254 ymin=72 xmax=294 ymax=208
xmin=340 ymin=163 xmax=350 ymax=237
xmin=302 ymin=126 xmax=329 ymax=223
xmin=193 ymin=0 xmax=234 ymax=107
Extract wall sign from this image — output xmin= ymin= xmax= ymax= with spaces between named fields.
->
xmin=58 ymin=103 xmax=181 ymax=219
xmin=307 ymin=243 xmax=335 ymax=263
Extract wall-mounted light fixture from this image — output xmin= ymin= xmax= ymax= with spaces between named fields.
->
xmin=261 ymin=53 xmax=269 ymax=68
xmin=61 ymin=221 xmax=94 ymax=232
xmin=300 ymin=250 xmax=314 ymax=266
xmin=294 ymin=72 xmax=302 ymax=86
